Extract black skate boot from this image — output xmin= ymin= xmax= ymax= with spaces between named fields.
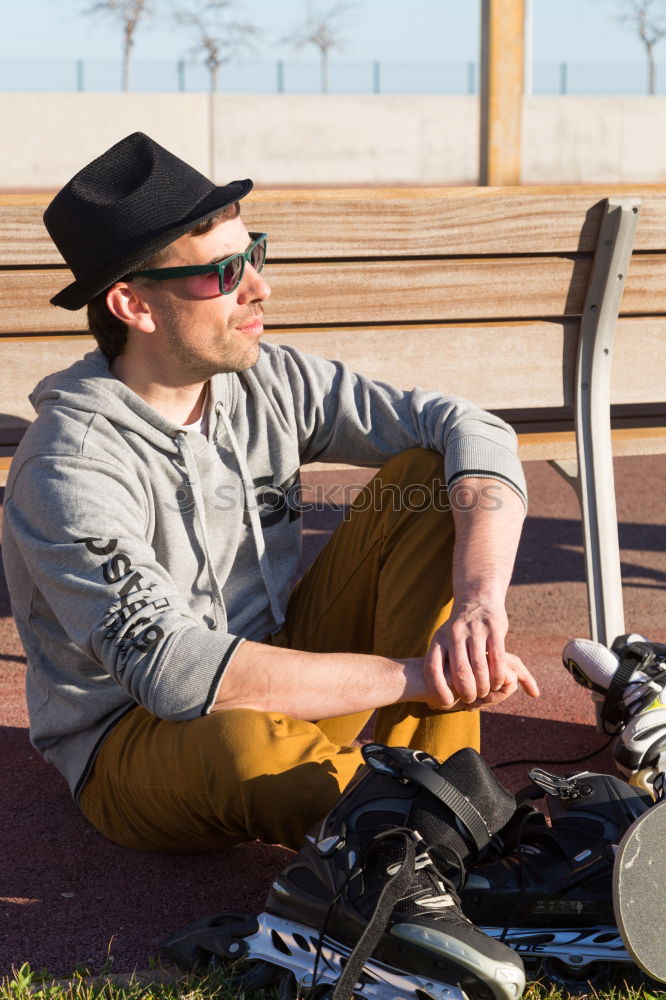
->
xmin=263 ymin=743 xmax=524 ymax=1000
xmin=460 ymin=768 xmax=653 ymax=986
xmin=162 ymin=743 xmax=525 ymax=1000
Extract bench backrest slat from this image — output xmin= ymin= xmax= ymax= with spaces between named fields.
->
xmin=6 ymin=186 xmax=666 ymax=262
xmin=2 ymin=253 xmax=666 ymax=332
xmin=0 ymin=315 xmax=663 ymax=436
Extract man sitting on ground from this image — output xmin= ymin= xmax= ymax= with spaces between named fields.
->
xmin=2 ymin=132 xmax=538 ymax=854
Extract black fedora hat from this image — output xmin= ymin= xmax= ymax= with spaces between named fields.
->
xmin=44 ymin=132 xmax=253 ymax=311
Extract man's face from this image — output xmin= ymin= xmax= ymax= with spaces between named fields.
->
xmin=129 ymin=214 xmax=271 ymax=381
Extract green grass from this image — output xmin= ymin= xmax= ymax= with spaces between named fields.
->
xmin=1 ymin=964 xmax=665 ymax=1000
xmin=0 ymin=964 xmax=239 ymax=1000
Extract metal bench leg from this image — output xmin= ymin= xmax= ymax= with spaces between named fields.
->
xmin=549 ymin=197 xmax=640 ymax=723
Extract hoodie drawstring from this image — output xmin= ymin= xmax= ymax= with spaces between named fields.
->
xmin=177 ymin=432 xmax=228 ymax=632
xmin=214 ymin=403 xmax=285 ymax=629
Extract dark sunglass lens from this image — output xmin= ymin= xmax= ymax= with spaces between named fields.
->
xmin=250 ymin=239 xmax=266 ymax=272
xmin=222 ymin=255 xmax=243 ymax=292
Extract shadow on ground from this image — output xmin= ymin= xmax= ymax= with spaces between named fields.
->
xmin=0 ymin=724 xmax=292 ymax=976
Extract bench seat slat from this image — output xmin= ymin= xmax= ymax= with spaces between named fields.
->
xmin=0 ymin=324 xmax=578 ymax=427
xmin=4 ymin=426 xmax=665 ymax=489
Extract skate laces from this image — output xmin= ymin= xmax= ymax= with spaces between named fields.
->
xmin=400 ymin=847 xmax=464 ymax=911
xmin=430 ymin=842 xmax=467 ymax=892
xmin=312 ymin=828 xmax=416 ymax=1000
xmin=313 ymin=827 xmax=461 ymax=1000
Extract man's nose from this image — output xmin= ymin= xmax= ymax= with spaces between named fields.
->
xmin=238 ymin=264 xmax=271 ymax=303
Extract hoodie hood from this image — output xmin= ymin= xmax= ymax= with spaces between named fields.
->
xmin=30 ymin=350 xmax=199 ymax=454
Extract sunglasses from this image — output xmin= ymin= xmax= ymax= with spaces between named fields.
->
xmin=131 ymin=232 xmax=268 ymax=295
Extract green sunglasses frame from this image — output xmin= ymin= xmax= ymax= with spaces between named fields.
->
xmin=131 ymin=232 xmax=268 ymax=295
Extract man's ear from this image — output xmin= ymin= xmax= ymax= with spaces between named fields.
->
xmin=106 ymin=282 xmax=156 ymax=333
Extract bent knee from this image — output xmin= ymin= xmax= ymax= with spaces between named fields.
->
xmin=376 ymin=448 xmax=443 ymax=489
xmin=199 ymin=707 xmax=359 ymax=785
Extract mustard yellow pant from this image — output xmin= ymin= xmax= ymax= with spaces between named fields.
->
xmin=79 ymin=449 xmax=479 ymax=852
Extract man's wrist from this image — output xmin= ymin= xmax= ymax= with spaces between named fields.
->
xmin=450 ymin=590 xmax=507 ymax=611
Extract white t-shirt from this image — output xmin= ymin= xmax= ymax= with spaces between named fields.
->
xmin=180 ymin=384 xmax=210 ymax=437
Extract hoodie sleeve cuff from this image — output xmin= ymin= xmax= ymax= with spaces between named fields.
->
xmin=202 ymin=636 xmax=246 ymax=715
xmin=444 ymin=433 xmax=528 ymax=510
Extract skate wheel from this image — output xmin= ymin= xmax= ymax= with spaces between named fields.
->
xmin=277 ymin=969 xmax=299 ymax=1000
xmin=227 ymin=959 xmax=277 ymax=991
xmin=542 ymin=957 xmax=619 ymax=990
xmin=160 ymin=911 xmax=258 ymax=971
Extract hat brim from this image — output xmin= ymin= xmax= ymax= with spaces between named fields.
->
xmin=51 ymin=178 xmax=253 ymax=311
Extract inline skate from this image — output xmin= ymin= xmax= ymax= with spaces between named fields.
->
xmin=161 ymin=743 xmax=526 ymax=1000
xmin=461 ymin=765 xmax=653 ymax=987
xmin=563 ymin=634 xmax=666 ymax=794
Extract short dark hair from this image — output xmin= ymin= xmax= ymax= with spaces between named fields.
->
xmin=87 ymin=202 xmax=241 ymax=360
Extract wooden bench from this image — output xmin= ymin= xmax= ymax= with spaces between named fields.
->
xmin=2 ymin=186 xmax=666 ymax=659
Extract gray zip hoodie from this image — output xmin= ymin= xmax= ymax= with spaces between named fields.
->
xmin=2 ymin=344 xmax=526 ymax=799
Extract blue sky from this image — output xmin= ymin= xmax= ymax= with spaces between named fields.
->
xmin=0 ymin=0 xmax=659 ymax=66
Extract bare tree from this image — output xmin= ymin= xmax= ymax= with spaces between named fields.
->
xmin=282 ymin=2 xmax=356 ymax=94
xmin=175 ymin=1 xmax=259 ymax=93
xmin=611 ymin=0 xmax=666 ymax=93
xmin=83 ymin=0 xmax=150 ymax=91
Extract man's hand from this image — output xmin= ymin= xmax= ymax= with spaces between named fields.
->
xmin=423 ymin=599 xmax=540 ymax=710
xmin=421 ymin=475 xmax=538 ymax=711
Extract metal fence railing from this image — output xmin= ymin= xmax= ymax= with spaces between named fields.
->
xmin=0 ymin=59 xmax=662 ymax=95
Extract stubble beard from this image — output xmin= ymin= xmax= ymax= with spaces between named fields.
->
xmin=166 ymin=306 xmax=264 ymax=380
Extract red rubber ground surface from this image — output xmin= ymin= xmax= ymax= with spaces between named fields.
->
xmin=0 ymin=456 xmax=664 ymax=976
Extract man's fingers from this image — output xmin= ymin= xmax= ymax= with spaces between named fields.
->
xmin=503 ymin=653 xmax=540 ymax=699
xmin=423 ymin=643 xmax=456 ymax=708
xmin=447 ymin=640 xmax=479 ymax=704
xmin=486 ymin=633 xmax=508 ymax=691
xmin=424 ymin=618 xmax=540 ymax=711
xmin=514 ymin=658 xmax=541 ymax=699
xmin=466 ymin=634 xmax=491 ymax=700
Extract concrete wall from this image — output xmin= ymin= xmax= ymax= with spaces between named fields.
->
xmin=2 ymin=92 xmax=666 ymax=188
xmin=522 ymin=96 xmax=666 ymax=184
xmin=211 ymin=95 xmax=479 ymax=186
xmin=1 ymin=94 xmax=212 ymax=187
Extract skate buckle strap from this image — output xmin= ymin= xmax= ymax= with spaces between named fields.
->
xmin=528 ymin=768 xmax=592 ymax=800
xmin=401 ymin=763 xmax=490 ymax=851
xmin=603 ymin=642 xmax=654 ymax=729
xmin=361 ymin=744 xmax=490 ymax=849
